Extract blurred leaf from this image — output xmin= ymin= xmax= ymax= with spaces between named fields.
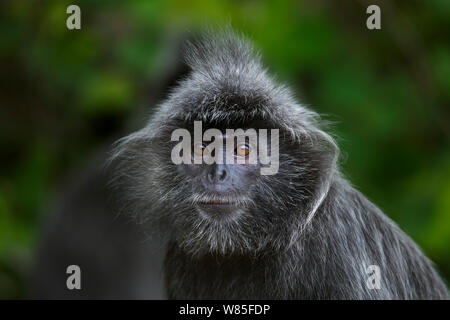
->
xmin=81 ymin=72 xmax=134 ymax=113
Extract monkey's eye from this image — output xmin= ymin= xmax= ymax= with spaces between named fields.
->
xmin=235 ymin=143 xmax=250 ymax=157
xmin=193 ymin=143 xmax=207 ymax=155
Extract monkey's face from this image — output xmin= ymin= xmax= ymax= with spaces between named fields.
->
xmin=135 ymin=120 xmax=326 ymax=256
xmin=113 ymin=115 xmax=330 ymax=256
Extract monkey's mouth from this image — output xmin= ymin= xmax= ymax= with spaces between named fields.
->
xmin=199 ymin=199 xmax=238 ymax=205
xmin=192 ymin=194 xmax=249 ymax=216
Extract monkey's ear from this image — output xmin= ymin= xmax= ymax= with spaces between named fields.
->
xmin=292 ymin=128 xmax=339 ymax=242
xmin=108 ymin=128 xmax=150 ymax=164
xmin=105 ymin=126 xmax=160 ymax=197
xmin=310 ymin=128 xmax=339 ymax=220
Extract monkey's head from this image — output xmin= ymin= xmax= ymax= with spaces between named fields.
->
xmin=111 ymin=32 xmax=338 ymax=256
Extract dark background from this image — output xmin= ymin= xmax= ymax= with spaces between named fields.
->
xmin=0 ymin=0 xmax=449 ymax=298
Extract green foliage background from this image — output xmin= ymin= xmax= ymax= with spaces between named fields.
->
xmin=0 ymin=0 xmax=449 ymax=298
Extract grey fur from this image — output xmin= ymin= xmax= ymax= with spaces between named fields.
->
xmin=111 ymin=31 xmax=449 ymax=299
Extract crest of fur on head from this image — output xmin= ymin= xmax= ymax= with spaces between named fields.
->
xmin=110 ymin=29 xmax=340 ymax=247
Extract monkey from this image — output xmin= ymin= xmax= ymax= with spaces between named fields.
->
xmin=109 ymin=31 xmax=449 ymax=300
xmin=32 ymin=31 xmax=448 ymax=300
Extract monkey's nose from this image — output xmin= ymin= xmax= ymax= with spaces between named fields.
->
xmin=207 ymin=165 xmax=228 ymax=184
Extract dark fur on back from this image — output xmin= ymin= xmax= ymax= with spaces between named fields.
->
xmin=111 ymin=31 xmax=449 ymax=299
